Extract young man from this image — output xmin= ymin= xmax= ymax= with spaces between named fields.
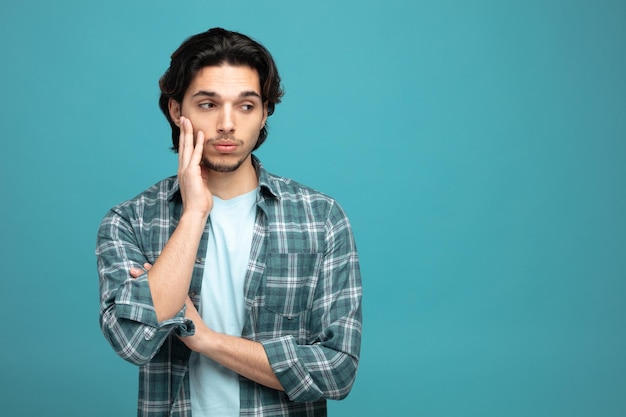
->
xmin=96 ymin=28 xmax=362 ymax=417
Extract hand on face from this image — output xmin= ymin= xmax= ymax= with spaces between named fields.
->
xmin=177 ymin=116 xmax=213 ymax=217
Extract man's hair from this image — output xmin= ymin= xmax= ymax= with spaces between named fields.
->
xmin=158 ymin=27 xmax=284 ymax=152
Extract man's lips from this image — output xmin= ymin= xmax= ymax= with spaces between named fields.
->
xmin=212 ymin=141 xmax=238 ymax=153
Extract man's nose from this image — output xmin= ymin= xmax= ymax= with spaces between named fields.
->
xmin=217 ymin=107 xmax=235 ymax=134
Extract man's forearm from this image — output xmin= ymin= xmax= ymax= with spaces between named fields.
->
xmin=204 ymin=332 xmax=284 ymax=391
xmin=179 ymin=298 xmax=284 ymax=391
xmin=147 ymin=211 xmax=208 ymax=322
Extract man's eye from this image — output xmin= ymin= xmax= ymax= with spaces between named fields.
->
xmin=199 ymin=102 xmax=215 ymax=109
xmin=241 ymin=104 xmax=254 ymax=111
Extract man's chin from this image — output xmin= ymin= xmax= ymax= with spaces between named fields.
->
xmin=201 ymin=156 xmax=247 ymax=173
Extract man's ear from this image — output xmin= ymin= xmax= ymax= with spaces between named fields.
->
xmin=168 ymin=99 xmax=181 ymax=126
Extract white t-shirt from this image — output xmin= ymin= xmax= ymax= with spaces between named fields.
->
xmin=189 ymin=187 xmax=258 ymax=417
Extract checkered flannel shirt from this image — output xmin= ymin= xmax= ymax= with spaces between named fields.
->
xmin=96 ymin=156 xmax=362 ymax=416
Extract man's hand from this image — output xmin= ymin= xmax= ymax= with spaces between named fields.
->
xmin=178 ymin=116 xmax=213 ymax=217
xmin=130 ymin=262 xmax=152 ymax=279
xmin=177 ymin=296 xmax=213 ymax=352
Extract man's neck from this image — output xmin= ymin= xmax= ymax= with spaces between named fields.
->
xmin=203 ymin=158 xmax=259 ymax=200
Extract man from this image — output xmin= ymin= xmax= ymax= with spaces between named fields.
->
xmin=96 ymin=28 xmax=362 ymax=417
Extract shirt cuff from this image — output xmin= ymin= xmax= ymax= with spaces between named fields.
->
xmin=262 ymin=335 xmax=324 ymax=402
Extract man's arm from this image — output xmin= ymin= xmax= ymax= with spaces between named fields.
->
xmin=130 ymin=263 xmax=284 ymax=391
xmin=145 ymin=116 xmax=212 ymax=322
xmin=180 ymin=298 xmax=285 ymax=391
xmin=97 ymin=116 xmax=212 ymax=364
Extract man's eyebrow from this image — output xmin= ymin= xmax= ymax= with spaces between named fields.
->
xmin=191 ymin=90 xmax=262 ymax=99
xmin=239 ymin=91 xmax=262 ymax=99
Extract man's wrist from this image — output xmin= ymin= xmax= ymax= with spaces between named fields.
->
xmin=180 ymin=209 xmax=210 ymax=223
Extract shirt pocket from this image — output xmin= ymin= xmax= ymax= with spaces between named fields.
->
xmin=263 ymin=252 xmax=322 ymax=318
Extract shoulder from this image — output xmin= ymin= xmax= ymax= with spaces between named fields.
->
xmin=262 ymin=167 xmax=334 ymax=205
xmin=261 ymin=169 xmax=349 ymax=226
xmin=265 ymin=170 xmax=334 ymax=202
xmin=105 ymin=176 xmax=179 ymax=221
xmin=260 ymin=169 xmax=358 ymax=257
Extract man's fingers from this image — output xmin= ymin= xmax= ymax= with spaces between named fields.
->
xmin=180 ymin=117 xmax=204 ymax=167
xmin=178 ymin=116 xmax=186 ymax=156
xmin=176 ymin=116 xmax=212 ymax=215
xmin=129 ymin=263 xmax=153 ymax=279
xmin=178 ymin=116 xmax=193 ymax=167
xmin=191 ymin=130 xmax=204 ymax=164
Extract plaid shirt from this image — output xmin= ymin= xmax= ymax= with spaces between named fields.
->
xmin=96 ymin=156 xmax=362 ymax=417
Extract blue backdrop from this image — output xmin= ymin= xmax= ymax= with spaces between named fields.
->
xmin=1 ymin=1 xmax=624 ymax=416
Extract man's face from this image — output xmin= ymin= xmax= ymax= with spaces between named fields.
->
xmin=169 ymin=64 xmax=268 ymax=173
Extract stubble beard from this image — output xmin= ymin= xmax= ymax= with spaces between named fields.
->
xmin=200 ymin=135 xmax=256 ymax=173
xmin=201 ymin=154 xmax=250 ymax=173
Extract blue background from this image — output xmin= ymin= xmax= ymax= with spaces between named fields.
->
xmin=1 ymin=1 xmax=625 ymax=416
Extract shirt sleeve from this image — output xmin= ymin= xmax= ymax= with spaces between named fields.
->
xmin=261 ymin=201 xmax=362 ymax=402
xmin=96 ymin=206 xmax=193 ymax=366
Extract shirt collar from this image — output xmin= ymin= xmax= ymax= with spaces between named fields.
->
xmin=253 ymin=155 xmax=280 ymax=201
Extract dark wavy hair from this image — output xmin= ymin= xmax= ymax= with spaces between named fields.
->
xmin=158 ymin=28 xmax=283 ymax=152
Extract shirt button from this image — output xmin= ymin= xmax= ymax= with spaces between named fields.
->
xmin=189 ymin=290 xmax=197 ymax=297
xmin=195 ymin=257 xmax=203 ymax=264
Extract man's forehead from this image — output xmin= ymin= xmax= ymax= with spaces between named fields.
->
xmin=188 ymin=64 xmax=261 ymax=94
